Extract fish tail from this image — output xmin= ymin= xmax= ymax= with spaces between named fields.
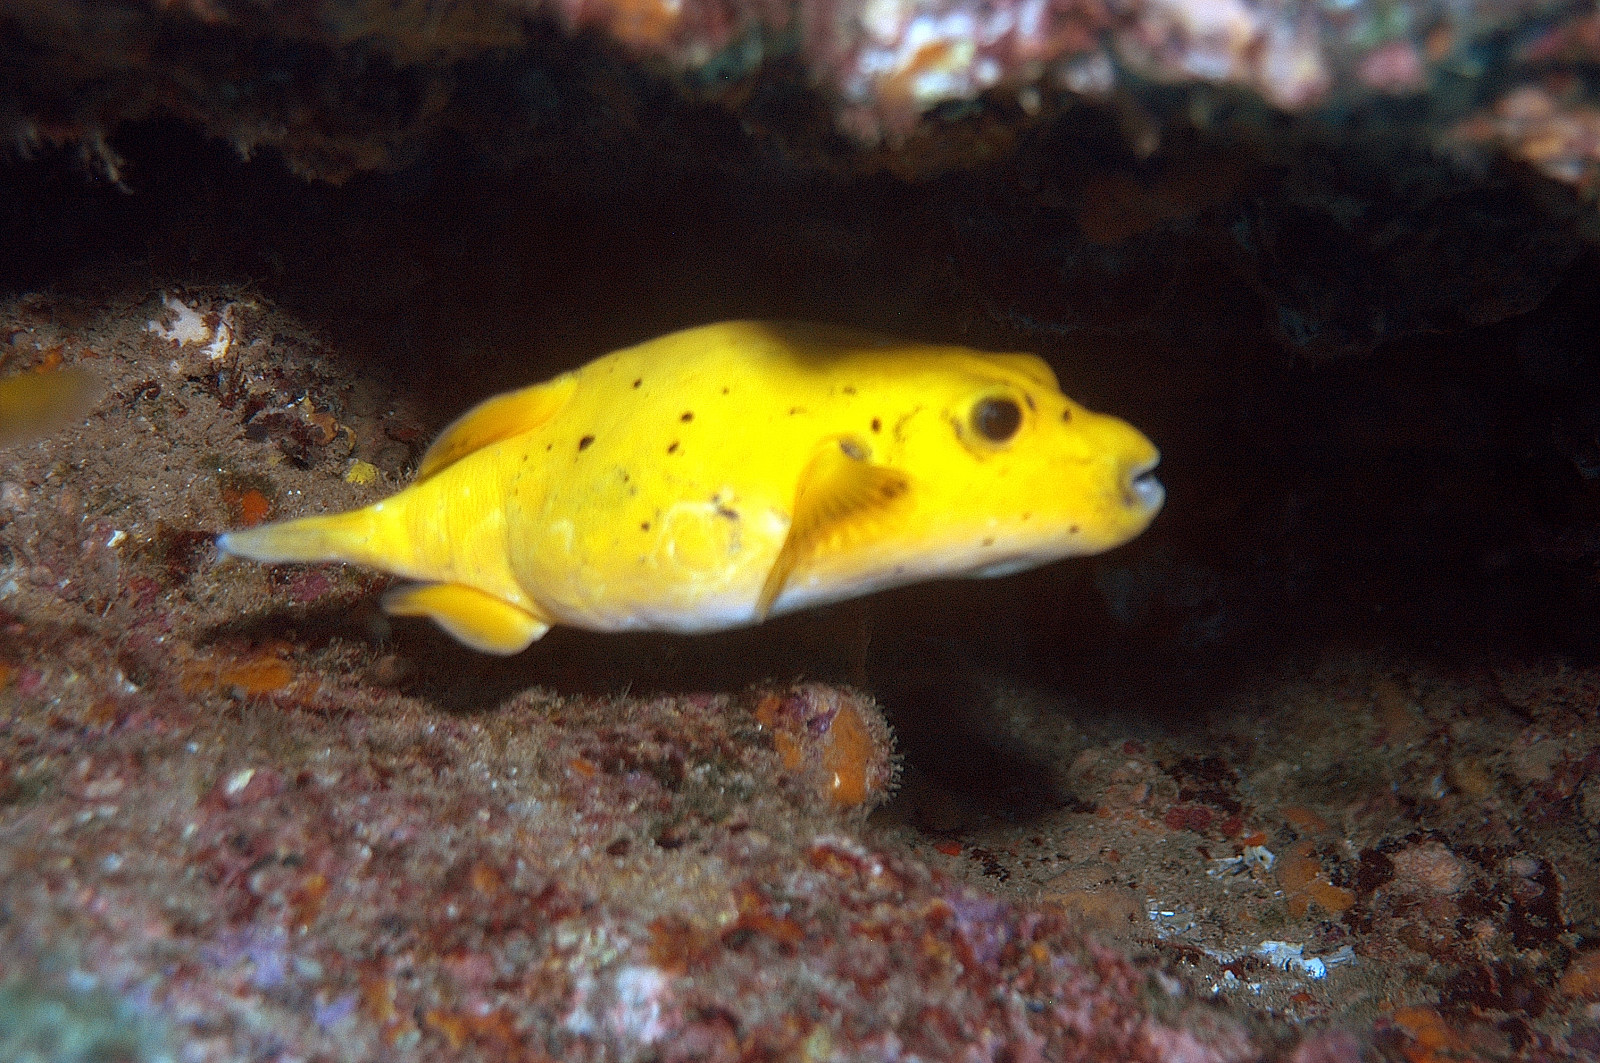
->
xmin=217 ymin=508 xmax=382 ymax=567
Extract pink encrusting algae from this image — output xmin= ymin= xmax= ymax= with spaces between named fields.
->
xmin=1 ymin=653 xmax=1274 ymax=1062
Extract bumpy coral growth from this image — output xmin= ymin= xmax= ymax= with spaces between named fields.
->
xmin=542 ymin=0 xmax=1600 ymax=148
xmin=8 ymin=0 xmax=1600 ymax=165
xmin=551 ymin=0 xmax=783 ymax=60
xmin=1450 ymin=84 xmax=1600 ymax=196
xmin=804 ymin=0 xmax=1112 ymax=134
xmin=753 ymin=683 xmax=897 ymax=810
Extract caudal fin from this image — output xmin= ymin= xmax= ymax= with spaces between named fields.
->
xmin=217 ymin=510 xmax=376 ymax=566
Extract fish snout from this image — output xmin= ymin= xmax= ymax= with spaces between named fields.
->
xmin=1122 ymin=453 xmax=1165 ymax=516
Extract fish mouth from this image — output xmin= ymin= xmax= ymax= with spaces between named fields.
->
xmin=1123 ymin=454 xmax=1165 ymax=515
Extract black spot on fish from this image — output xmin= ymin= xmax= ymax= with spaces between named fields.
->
xmin=545 ymin=443 xmax=554 ymax=452
xmin=982 ymin=536 xmax=994 ymax=547
xmin=721 ymin=386 xmax=730 ymax=395
xmin=842 ymin=385 xmax=857 ymax=395
xmin=1024 ymin=392 xmax=1036 ymax=411
xmin=578 ymin=435 xmax=595 ymax=451
xmin=680 ymin=411 xmax=694 ymax=422
xmin=788 ymin=406 xmax=803 ymax=415
xmin=667 ymin=441 xmax=679 ymax=454
xmin=1061 ymin=407 xmax=1072 ymax=422
xmin=1069 ymin=524 xmax=1079 ymax=534
xmin=1021 ymin=512 xmax=1032 ymax=521
xmin=716 ymin=506 xmax=739 ymax=520
xmin=633 ymin=378 xmax=643 ymax=389
xmin=871 ymin=417 xmax=881 ymax=433
xmin=621 ymin=471 xmax=630 ymax=482
xmin=641 ymin=521 xmax=651 ymax=531
xmin=840 ymin=438 xmax=868 ymax=461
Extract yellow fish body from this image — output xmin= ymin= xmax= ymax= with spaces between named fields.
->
xmin=219 ymin=321 xmax=1164 ymax=654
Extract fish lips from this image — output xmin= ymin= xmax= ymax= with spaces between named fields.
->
xmin=1125 ymin=454 xmax=1165 ymax=516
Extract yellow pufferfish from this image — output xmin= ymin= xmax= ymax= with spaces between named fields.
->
xmin=219 ymin=321 xmax=1164 ymax=654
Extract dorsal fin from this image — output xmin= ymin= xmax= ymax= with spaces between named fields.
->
xmin=757 ymin=436 xmax=911 ymax=619
xmin=415 ymin=372 xmax=578 ymax=480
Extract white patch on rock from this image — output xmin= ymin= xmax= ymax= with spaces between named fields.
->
xmin=146 ymin=293 xmax=236 ymax=360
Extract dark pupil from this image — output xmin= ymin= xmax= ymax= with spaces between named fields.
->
xmin=973 ymin=397 xmax=1022 ymax=442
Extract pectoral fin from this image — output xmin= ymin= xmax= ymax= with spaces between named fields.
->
xmin=382 ymin=583 xmax=551 ymax=655
xmin=415 ymin=372 xmax=578 ymax=480
xmin=757 ymin=437 xmax=910 ymax=620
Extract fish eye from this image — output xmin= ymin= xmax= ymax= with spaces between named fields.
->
xmin=971 ymin=396 xmax=1022 ymax=443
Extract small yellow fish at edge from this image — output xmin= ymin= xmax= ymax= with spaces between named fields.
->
xmin=0 ymin=365 xmax=104 ymax=448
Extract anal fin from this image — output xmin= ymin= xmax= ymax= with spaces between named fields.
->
xmin=382 ymin=583 xmax=551 ymax=655
xmin=757 ymin=437 xmax=910 ymax=620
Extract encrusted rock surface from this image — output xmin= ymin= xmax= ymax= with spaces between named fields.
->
xmin=6 ymin=0 xmax=1600 ymax=183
